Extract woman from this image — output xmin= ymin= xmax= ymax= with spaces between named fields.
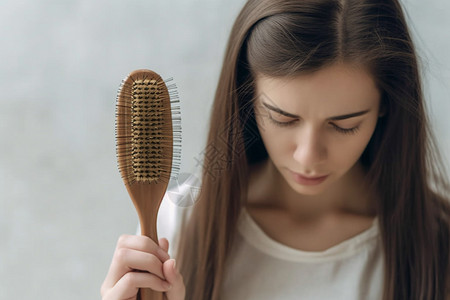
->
xmin=101 ymin=0 xmax=450 ymax=299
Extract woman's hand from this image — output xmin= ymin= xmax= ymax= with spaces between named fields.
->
xmin=101 ymin=235 xmax=186 ymax=300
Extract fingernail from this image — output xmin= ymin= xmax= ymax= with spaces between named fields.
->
xmin=163 ymin=282 xmax=172 ymax=290
xmin=171 ymin=259 xmax=177 ymax=270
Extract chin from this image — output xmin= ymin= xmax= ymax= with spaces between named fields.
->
xmin=290 ymin=182 xmax=328 ymax=196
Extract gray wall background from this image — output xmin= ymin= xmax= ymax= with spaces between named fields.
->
xmin=0 ymin=0 xmax=448 ymax=299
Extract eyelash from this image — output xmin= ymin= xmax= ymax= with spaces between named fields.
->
xmin=267 ymin=117 xmax=360 ymax=135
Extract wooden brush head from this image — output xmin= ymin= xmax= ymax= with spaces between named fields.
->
xmin=116 ymin=69 xmax=174 ymax=186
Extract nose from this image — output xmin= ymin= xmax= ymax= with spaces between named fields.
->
xmin=292 ymin=125 xmax=327 ymax=172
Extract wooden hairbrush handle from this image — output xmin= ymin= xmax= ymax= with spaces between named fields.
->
xmin=138 ymin=285 xmax=164 ymax=300
xmin=125 ymin=176 xmax=167 ymax=300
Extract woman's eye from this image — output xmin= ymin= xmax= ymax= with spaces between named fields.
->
xmin=269 ymin=118 xmax=296 ymax=127
xmin=332 ymin=124 xmax=360 ymax=135
xmin=268 ymin=116 xmax=297 ymax=127
xmin=267 ymin=112 xmax=297 ymax=127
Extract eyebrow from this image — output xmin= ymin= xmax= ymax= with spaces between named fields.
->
xmin=261 ymin=102 xmax=371 ymax=120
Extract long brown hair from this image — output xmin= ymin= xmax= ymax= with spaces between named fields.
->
xmin=176 ymin=0 xmax=450 ymax=299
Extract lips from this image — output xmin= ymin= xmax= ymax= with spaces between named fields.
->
xmin=290 ymin=170 xmax=329 ymax=186
xmin=292 ymin=173 xmax=326 ymax=179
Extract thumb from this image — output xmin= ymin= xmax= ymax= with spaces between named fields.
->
xmin=163 ymin=259 xmax=185 ymax=300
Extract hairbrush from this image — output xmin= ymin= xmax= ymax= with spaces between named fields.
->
xmin=115 ymin=69 xmax=181 ymax=300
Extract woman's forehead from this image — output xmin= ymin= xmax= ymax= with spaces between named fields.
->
xmin=253 ymin=63 xmax=381 ymax=115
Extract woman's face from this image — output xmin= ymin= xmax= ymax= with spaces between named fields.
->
xmin=253 ymin=63 xmax=381 ymax=196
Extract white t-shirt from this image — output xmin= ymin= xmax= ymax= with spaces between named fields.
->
xmin=156 ymin=177 xmax=384 ymax=300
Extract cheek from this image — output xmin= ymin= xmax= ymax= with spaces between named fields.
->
xmin=332 ymin=121 xmax=378 ymax=168
xmin=332 ymin=140 xmax=366 ymax=169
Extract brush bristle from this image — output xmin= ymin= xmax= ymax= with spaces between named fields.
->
xmin=115 ymin=70 xmax=181 ymax=185
xmin=131 ymin=79 xmax=164 ymax=181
